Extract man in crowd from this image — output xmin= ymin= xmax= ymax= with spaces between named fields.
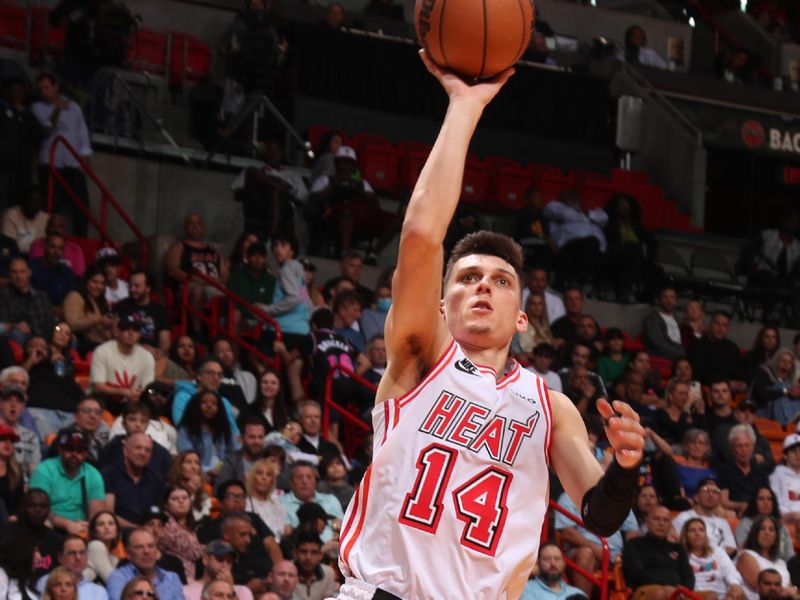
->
xmin=641 ymin=286 xmax=686 ymax=361
xmin=32 ymin=72 xmax=92 ymax=237
xmin=0 ymin=77 xmax=43 ymax=210
xmin=172 ymin=358 xmax=239 ymax=436
xmin=102 ymin=432 xmax=165 ymax=528
xmin=713 ymin=399 xmax=775 ymax=471
xmin=622 ymin=505 xmax=694 ymax=600
xmin=293 ymin=531 xmax=338 ymax=600
xmin=558 ymin=342 xmax=607 ymax=399
xmin=99 ymin=402 xmax=172 ymax=477
xmin=332 ymin=290 xmax=366 ymax=354
xmin=212 ymin=337 xmax=256 ymax=411
xmin=202 ymin=580 xmax=239 ymax=600
xmin=671 ymin=477 xmax=737 ymax=556
xmin=3 ymin=489 xmax=62 ymax=578
xmin=688 ymin=311 xmax=746 ymax=392
xmin=362 ymin=335 xmax=386 ymax=387
xmin=90 ymin=317 xmax=155 ymax=413
xmin=165 ymin=212 xmax=228 ymax=335
xmin=0 ymin=256 xmax=53 ymax=345
xmin=35 ymin=535 xmax=108 ymax=599
xmin=114 ymin=270 xmax=171 ymax=360
xmin=520 ymin=541 xmax=586 ymax=599
xmin=769 ymin=433 xmax=800 ymax=526
xmin=1 ymin=187 xmax=48 ymax=254
xmin=49 ymin=396 xmax=110 ymax=464
xmin=279 ymin=462 xmax=343 ymax=543
xmin=0 ymin=385 xmax=40 ymax=479
xmin=220 ymin=512 xmax=274 ymax=595
xmin=106 ymin=528 xmax=185 ymax=600
xmin=718 ymin=424 xmax=771 ymax=516
xmin=703 ymin=380 xmax=737 ymax=441
xmin=29 ymin=232 xmax=77 ymax=307
xmin=335 ymin=251 xmax=374 ymax=307
xmin=267 ymin=560 xmax=300 ymax=600
xmin=217 ymin=417 xmax=267 ymax=490
xmin=182 ymin=541 xmax=254 ymax=600
xmin=227 ymin=240 xmax=275 ymax=331
xmin=29 ymin=430 xmax=105 ymax=535
xmin=29 ymin=214 xmax=86 ymax=277
xmin=550 ymin=287 xmax=584 ymax=346
xmin=296 ymin=401 xmax=339 ymax=459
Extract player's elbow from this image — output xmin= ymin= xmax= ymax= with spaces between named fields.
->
xmin=399 ymin=223 xmax=444 ymax=254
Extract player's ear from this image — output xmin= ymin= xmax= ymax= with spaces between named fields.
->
xmin=515 ymin=309 xmax=528 ymax=333
xmin=439 ymin=299 xmax=445 ymax=318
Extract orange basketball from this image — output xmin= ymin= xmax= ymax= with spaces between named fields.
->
xmin=415 ymin=0 xmax=535 ymax=80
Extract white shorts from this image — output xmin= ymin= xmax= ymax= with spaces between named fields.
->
xmin=330 ymin=577 xmax=403 ymax=600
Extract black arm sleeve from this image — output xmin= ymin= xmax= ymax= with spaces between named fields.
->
xmin=580 ymin=458 xmax=639 ymax=537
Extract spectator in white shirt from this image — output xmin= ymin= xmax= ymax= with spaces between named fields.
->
xmin=617 ymin=25 xmax=668 ymax=69
xmin=769 ymin=433 xmax=800 ymax=527
xmin=672 ymin=477 xmax=737 ymax=556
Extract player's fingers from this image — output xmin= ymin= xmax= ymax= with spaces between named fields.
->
xmin=611 ymin=400 xmax=642 ymax=423
xmin=595 ymin=398 xmax=613 ymax=419
xmin=489 ymin=67 xmax=515 ymax=86
xmin=419 ymin=49 xmax=443 ymax=77
xmin=608 ymin=427 xmax=646 ymax=449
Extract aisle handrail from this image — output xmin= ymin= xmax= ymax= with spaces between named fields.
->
xmin=322 ymin=363 xmax=375 ymax=439
xmin=179 ymin=269 xmax=282 ymax=371
xmin=545 ymin=499 xmax=611 ymax=600
xmin=47 ymin=134 xmax=148 ymax=266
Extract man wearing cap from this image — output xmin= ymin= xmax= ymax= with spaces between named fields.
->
xmin=29 ymin=429 xmax=105 ymax=535
xmin=90 ymin=316 xmax=155 ymax=414
xmin=97 ymin=248 xmax=128 ymax=306
xmin=113 ymin=270 xmax=171 ymax=359
xmin=35 ymin=535 xmax=108 ymax=600
xmin=48 ymin=397 xmax=111 ymax=466
xmin=266 ymin=560 xmax=300 ymax=600
xmin=29 ymin=232 xmax=77 ymax=308
xmin=770 ymin=433 xmax=800 ymax=526
xmin=106 ymin=528 xmax=184 ymax=600
xmin=671 ymin=477 xmax=737 ymax=556
xmin=183 ymin=541 xmax=254 ymax=600
xmin=0 ymin=384 xmax=40 ymax=479
xmin=101 ymin=431 xmax=165 ymax=528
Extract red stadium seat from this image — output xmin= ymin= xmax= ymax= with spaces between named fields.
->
xmin=169 ymin=32 xmax=211 ymax=85
xmin=397 ymin=142 xmax=432 ymax=190
xmin=0 ymin=5 xmax=26 ymax=50
xmin=484 ymin=156 xmax=522 ymax=172
xmin=358 ymin=144 xmax=400 ymax=192
xmin=537 ymin=171 xmax=575 ymax=203
xmin=460 ymin=159 xmax=490 ymax=205
xmin=570 ymin=169 xmax=608 ymax=188
xmin=491 ymin=164 xmax=531 ymax=211
xmin=526 ymin=163 xmax=562 ymax=181
xmin=29 ymin=6 xmax=66 ymax=62
xmin=611 ymin=168 xmax=649 ymax=185
xmin=350 ymin=133 xmax=392 ymax=152
xmin=128 ymin=29 xmax=169 ymax=75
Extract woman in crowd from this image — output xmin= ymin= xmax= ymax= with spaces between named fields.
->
xmin=0 ymin=537 xmax=38 ymax=600
xmin=736 ymin=487 xmax=795 ymax=562
xmin=673 ymin=429 xmax=718 ymax=500
xmin=156 ymin=336 xmax=198 ymax=388
xmin=120 ymin=576 xmax=159 ymax=600
xmin=87 ymin=511 xmax=126 ymax=583
xmin=632 ymin=484 xmax=659 ymax=533
xmin=511 ymin=292 xmax=553 ymax=362
xmin=177 ymin=391 xmax=240 ymax=474
xmin=166 ymin=451 xmax=213 ymax=521
xmin=243 ymin=369 xmax=288 ymax=433
xmin=0 ymin=425 xmax=23 ymax=516
xmin=597 ymin=327 xmax=629 ymax=387
xmin=159 ymin=485 xmax=204 ymax=582
xmin=672 ymin=358 xmax=704 ymax=407
xmin=654 ymin=380 xmax=700 ymax=446
xmin=42 ymin=566 xmax=77 ymax=600
xmin=743 ymin=327 xmax=781 ymax=384
xmin=736 ymin=515 xmax=796 ymax=599
xmin=317 ymin=454 xmax=354 ymax=512
xmin=310 ymin=130 xmax=344 ymax=182
xmin=681 ymin=517 xmax=745 ymax=600
xmin=750 ymin=348 xmax=800 ymax=425
xmin=228 ymin=232 xmax=260 ymax=270
xmin=63 ymin=266 xmax=115 ymax=356
xmin=628 ymin=350 xmax=665 ymax=398
xmin=681 ymin=299 xmax=706 ymax=348
xmin=245 ymin=458 xmax=287 ymax=541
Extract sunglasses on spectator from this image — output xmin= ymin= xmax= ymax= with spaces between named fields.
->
xmin=0 ymin=436 xmax=16 ymax=442
xmin=131 ymin=591 xmax=155 ymax=598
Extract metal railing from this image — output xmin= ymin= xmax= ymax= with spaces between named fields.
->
xmin=178 ymin=269 xmax=283 ymax=371
xmin=545 ymin=499 xmax=612 ymax=600
xmin=46 ymin=134 xmax=148 ymax=266
xmin=321 ymin=363 xmax=375 ymax=442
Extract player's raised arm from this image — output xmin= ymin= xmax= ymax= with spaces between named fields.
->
xmin=379 ymin=52 xmax=514 ymax=401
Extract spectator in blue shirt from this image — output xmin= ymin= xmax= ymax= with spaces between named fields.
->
xmin=521 ymin=541 xmax=586 ymax=599
xmin=106 ymin=528 xmax=184 ymax=600
xmin=332 ymin=290 xmax=366 ymax=354
xmin=30 ymin=232 xmax=77 ymax=306
xmin=36 ymin=535 xmax=108 ymax=600
xmin=176 ymin=390 xmax=240 ymax=474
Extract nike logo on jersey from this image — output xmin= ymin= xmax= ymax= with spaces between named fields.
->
xmin=454 ymin=358 xmax=480 ymax=376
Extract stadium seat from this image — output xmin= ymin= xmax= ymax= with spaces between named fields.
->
xmin=610 ymin=168 xmax=649 ymax=185
xmin=357 ymin=144 xmax=400 ymax=193
xmin=491 ymin=163 xmax=531 ymax=211
xmin=307 ymin=126 xmax=336 ymax=153
xmin=127 ymin=29 xmax=169 ymax=75
xmin=397 ymin=142 xmax=432 ymax=190
xmin=0 ymin=5 xmax=26 ymax=50
xmin=460 ymin=159 xmax=491 ymax=205
xmin=484 ymin=156 xmax=521 ymax=172
xmin=169 ymin=32 xmax=211 ymax=85
xmin=537 ymin=171 xmax=575 ymax=203
xmin=29 ymin=6 xmax=66 ymax=62
xmin=350 ymin=133 xmax=392 ymax=152
xmin=570 ymin=169 xmax=608 ymax=188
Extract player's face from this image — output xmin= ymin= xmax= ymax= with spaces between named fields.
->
xmin=443 ymin=255 xmax=526 ymax=350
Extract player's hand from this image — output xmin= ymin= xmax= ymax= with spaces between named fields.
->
xmin=419 ymin=49 xmax=514 ymax=108
xmin=596 ymin=398 xmax=645 ymax=469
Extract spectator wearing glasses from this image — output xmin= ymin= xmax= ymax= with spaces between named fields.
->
xmin=172 ymin=359 xmax=240 ymax=441
xmin=672 ymin=477 xmax=737 ymax=557
xmin=119 ymin=577 xmax=159 ymax=600
xmin=49 ymin=397 xmax=110 ymax=465
xmin=35 ymin=535 xmax=108 ymax=600
xmin=29 ymin=430 xmax=105 ymax=536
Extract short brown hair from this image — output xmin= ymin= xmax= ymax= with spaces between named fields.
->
xmin=444 ymin=231 xmax=524 ymax=287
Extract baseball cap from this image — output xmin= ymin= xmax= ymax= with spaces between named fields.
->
xmin=299 ymin=257 xmax=317 ymax=272
xmin=118 ymin=316 xmax=141 ymax=331
xmin=335 ymin=146 xmax=358 ymax=162
xmin=206 ymin=540 xmax=236 ymax=557
xmin=297 ymin=502 xmax=332 ymax=523
xmin=696 ymin=476 xmax=720 ymax=490
xmin=0 ymin=424 xmax=20 ymax=443
xmin=96 ymin=246 xmax=120 ymax=263
xmin=140 ymin=505 xmax=168 ymax=524
xmin=784 ymin=433 xmax=800 ymax=451
xmin=1 ymin=385 xmax=26 ymax=402
xmin=58 ymin=430 xmax=90 ymax=449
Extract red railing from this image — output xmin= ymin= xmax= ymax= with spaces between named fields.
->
xmin=47 ymin=135 xmax=148 ymax=266
xmin=179 ymin=269 xmax=282 ymax=371
xmin=321 ymin=364 xmax=375 ymax=441
xmin=545 ymin=499 xmax=612 ymax=600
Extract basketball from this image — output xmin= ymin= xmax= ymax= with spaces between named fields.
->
xmin=415 ymin=0 xmax=535 ymax=80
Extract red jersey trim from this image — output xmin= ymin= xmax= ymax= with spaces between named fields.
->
xmin=496 ymin=363 xmax=521 ymax=390
xmin=341 ymin=466 xmax=372 ymax=569
xmin=382 ymin=402 xmax=391 ymax=445
xmin=538 ymin=376 xmax=553 ymax=465
xmin=397 ymin=340 xmax=457 ymax=408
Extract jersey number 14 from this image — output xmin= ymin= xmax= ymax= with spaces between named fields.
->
xmin=398 ymin=443 xmax=513 ymax=556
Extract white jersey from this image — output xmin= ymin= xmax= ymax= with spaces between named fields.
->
xmin=339 ymin=341 xmax=553 ymax=600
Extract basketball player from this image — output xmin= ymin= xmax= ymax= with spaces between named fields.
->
xmin=334 ymin=52 xmax=645 ymax=600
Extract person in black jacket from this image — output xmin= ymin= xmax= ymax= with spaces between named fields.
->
xmin=622 ymin=505 xmax=694 ymax=598
xmin=688 ymin=311 xmax=747 ymax=393
xmin=0 ymin=77 xmax=43 ymax=211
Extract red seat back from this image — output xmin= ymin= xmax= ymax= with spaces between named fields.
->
xmin=128 ymin=29 xmax=169 ymax=74
xmin=0 ymin=6 xmax=26 ymax=50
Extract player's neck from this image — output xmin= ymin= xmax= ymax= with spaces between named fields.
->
xmin=458 ymin=340 xmax=513 ymax=380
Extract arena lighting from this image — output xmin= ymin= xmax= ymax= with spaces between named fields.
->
xmin=689 ymin=17 xmax=695 ymax=27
